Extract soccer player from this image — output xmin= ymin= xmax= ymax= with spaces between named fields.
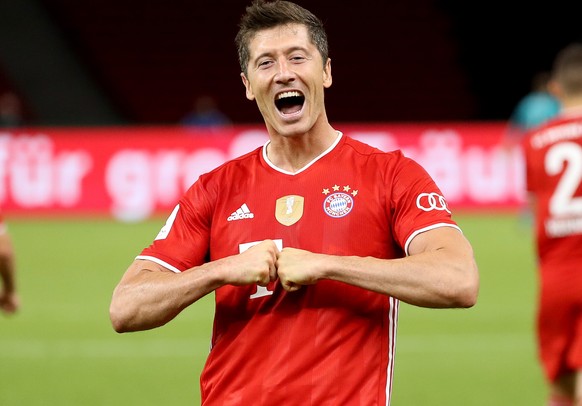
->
xmin=109 ymin=1 xmax=479 ymax=404
xmin=0 ymin=211 xmax=19 ymax=314
xmin=523 ymin=43 xmax=582 ymax=406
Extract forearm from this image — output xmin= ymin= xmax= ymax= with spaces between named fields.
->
xmin=323 ymin=249 xmax=478 ymax=308
xmin=110 ymin=260 xmax=226 ymax=333
xmin=111 ymin=240 xmax=280 ymax=333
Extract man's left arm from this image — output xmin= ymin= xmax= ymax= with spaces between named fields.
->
xmin=276 ymin=226 xmax=479 ymax=308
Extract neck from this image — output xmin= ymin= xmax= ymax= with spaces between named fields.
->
xmin=266 ymin=124 xmax=338 ymax=173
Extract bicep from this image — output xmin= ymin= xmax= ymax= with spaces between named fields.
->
xmin=118 ymin=259 xmax=176 ymax=285
xmin=404 ymin=226 xmax=479 ymax=308
xmin=407 ymin=226 xmax=472 ymax=257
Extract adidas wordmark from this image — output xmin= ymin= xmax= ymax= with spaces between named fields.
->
xmin=227 ymin=203 xmax=254 ymax=221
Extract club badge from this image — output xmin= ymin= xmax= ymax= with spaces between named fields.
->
xmin=322 ymin=184 xmax=357 ymax=218
xmin=275 ymin=195 xmax=304 ymax=226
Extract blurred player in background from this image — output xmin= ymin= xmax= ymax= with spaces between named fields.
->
xmin=0 ymin=211 xmax=19 ymax=314
xmin=506 ymin=72 xmax=562 ymax=227
xmin=523 ymin=43 xmax=582 ymax=406
xmin=505 ymin=71 xmax=561 ymax=147
xmin=110 ymin=1 xmax=479 ymax=404
xmin=0 ymin=91 xmax=25 ymax=128
xmin=180 ymin=95 xmax=231 ymax=128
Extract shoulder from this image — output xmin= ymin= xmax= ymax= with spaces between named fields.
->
xmin=180 ymin=146 xmax=263 ymax=208
xmin=338 ymin=136 xmax=429 ymax=185
xmin=199 ymin=145 xmax=263 ymax=183
xmin=344 ymin=135 xmax=424 ymax=170
xmin=525 ymin=113 xmax=582 ymax=151
xmin=342 ymin=135 xmax=385 ymax=154
xmin=340 ymin=135 xmax=407 ymax=163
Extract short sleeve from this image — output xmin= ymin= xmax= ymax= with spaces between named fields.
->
xmin=388 ymin=153 xmax=459 ymax=255
xmin=137 ymin=179 xmax=213 ymax=272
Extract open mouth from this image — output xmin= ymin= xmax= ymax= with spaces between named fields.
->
xmin=275 ymin=91 xmax=305 ymax=115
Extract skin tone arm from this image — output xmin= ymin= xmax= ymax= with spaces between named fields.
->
xmin=0 ymin=231 xmax=19 ymax=314
xmin=276 ymin=226 xmax=479 ymax=308
xmin=111 ymin=226 xmax=478 ymax=333
xmin=110 ymin=240 xmax=279 ymax=332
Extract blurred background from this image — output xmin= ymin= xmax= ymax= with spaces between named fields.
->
xmin=0 ymin=0 xmax=580 ymax=126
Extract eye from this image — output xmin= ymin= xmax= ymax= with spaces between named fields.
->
xmin=290 ymin=55 xmax=306 ymax=63
xmin=258 ymin=60 xmax=274 ymax=69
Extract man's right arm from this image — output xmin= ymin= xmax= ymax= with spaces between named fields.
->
xmin=109 ymin=239 xmax=279 ymax=333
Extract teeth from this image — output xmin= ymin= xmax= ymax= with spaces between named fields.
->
xmin=277 ymin=91 xmax=302 ymax=100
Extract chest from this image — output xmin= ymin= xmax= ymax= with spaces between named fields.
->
xmin=208 ymin=169 xmax=398 ymax=260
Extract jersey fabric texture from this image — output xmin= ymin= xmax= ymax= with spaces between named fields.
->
xmin=523 ymin=109 xmax=582 ymax=382
xmin=138 ymin=133 xmax=459 ymax=405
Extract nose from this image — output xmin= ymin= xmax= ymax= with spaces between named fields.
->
xmin=275 ymin=58 xmax=295 ymax=83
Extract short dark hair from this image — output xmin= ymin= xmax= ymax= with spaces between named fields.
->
xmin=552 ymin=43 xmax=582 ymax=97
xmin=235 ymin=0 xmax=329 ymax=75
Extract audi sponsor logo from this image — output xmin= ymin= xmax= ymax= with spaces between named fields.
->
xmin=416 ymin=192 xmax=450 ymax=213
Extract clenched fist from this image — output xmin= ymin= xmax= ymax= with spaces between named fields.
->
xmin=229 ymin=239 xmax=279 ymax=287
xmin=276 ymin=247 xmax=327 ymax=292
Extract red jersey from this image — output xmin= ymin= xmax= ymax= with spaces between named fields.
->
xmin=523 ymin=109 xmax=582 ymax=271
xmin=139 ymin=134 xmax=458 ymax=405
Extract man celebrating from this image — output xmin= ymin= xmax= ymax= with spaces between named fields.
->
xmin=110 ymin=1 xmax=479 ymax=404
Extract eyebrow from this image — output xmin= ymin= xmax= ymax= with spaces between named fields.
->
xmin=252 ymin=46 xmax=312 ymax=64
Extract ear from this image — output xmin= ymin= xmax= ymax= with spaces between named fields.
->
xmin=241 ymin=72 xmax=255 ymax=101
xmin=323 ymin=58 xmax=332 ymax=89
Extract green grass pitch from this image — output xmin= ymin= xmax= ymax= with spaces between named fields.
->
xmin=0 ymin=213 xmax=545 ymax=405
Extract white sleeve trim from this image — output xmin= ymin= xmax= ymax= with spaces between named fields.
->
xmin=404 ymin=223 xmax=462 ymax=256
xmin=135 ymin=255 xmax=182 ymax=273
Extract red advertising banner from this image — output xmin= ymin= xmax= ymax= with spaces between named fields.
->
xmin=0 ymin=123 xmax=523 ymax=220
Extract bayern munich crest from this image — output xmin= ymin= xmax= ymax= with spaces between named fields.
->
xmin=322 ymin=184 xmax=357 ymax=218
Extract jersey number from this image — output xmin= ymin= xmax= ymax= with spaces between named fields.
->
xmin=238 ymin=239 xmax=283 ymax=299
xmin=545 ymin=142 xmax=582 ymax=217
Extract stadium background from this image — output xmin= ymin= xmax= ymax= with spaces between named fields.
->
xmin=0 ymin=0 xmax=580 ymax=126
xmin=0 ymin=0 xmax=580 ymax=405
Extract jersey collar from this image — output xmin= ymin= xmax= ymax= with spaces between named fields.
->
xmin=262 ymin=131 xmax=343 ymax=175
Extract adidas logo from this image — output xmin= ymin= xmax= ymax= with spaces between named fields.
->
xmin=227 ymin=203 xmax=255 ymax=221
